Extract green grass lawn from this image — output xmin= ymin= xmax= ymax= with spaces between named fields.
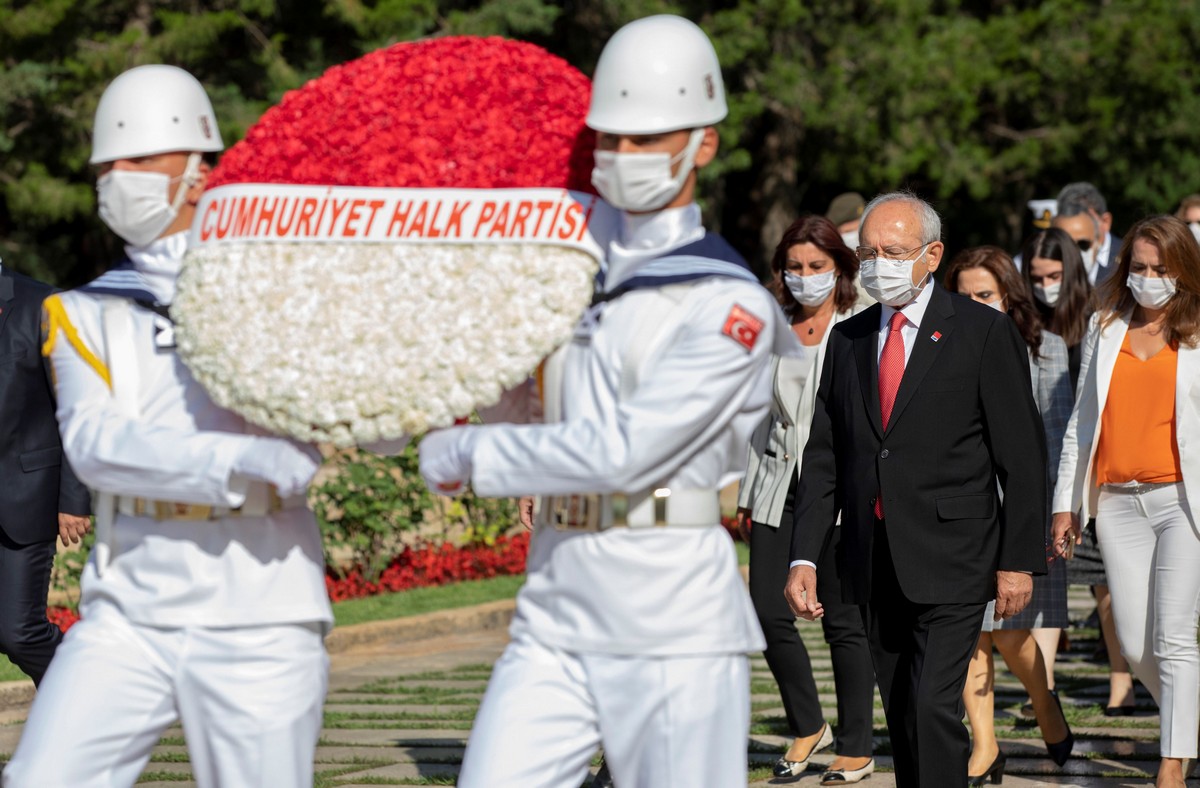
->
xmin=331 ymin=574 xmax=525 ymax=627
xmin=0 ymin=655 xmax=25 ymax=683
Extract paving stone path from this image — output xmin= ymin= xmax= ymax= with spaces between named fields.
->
xmin=0 ymin=587 xmax=1172 ymax=785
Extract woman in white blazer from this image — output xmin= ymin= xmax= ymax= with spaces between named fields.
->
xmin=1053 ymin=215 xmax=1200 ymax=788
xmin=736 ymin=215 xmax=874 ymax=785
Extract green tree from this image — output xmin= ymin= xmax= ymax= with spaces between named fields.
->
xmin=2 ymin=0 xmax=1198 ymax=280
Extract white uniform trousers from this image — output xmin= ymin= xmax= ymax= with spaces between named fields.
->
xmin=457 ymin=630 xmax=750 ymax=788
xmin=3 ymin=602 xmax=329 ymax=787
xmin=1096 ymin=482 xmax=1200 ymax=757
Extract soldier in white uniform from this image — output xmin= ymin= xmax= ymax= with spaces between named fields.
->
xmin=419 ymin=16 xmax=796 ymax=788
xmin=3 ymin=66 xmax=333 ymax=788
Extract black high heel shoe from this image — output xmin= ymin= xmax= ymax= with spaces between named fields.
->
xmin=968 ymin=750 xmax=1006 ymax=786
xmin=1044 ymin=689 xmax=1075 ymax=767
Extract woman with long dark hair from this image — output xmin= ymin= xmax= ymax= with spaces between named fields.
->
xmin=1022 ymin=228 xmax=1093 ymax=392
xmin=1021 ymin=227 xmax=1135 ymax=715
xmin=943 ymin=247 xmax=1074 ymax=783
xmin=736 ymin=215 xmax=875 ymax=784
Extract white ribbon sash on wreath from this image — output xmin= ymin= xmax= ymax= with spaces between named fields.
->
xmin=174 ymin=185 xmax=620 ymax=447
xmin=189 ymin=184 xmax=617 ymax=260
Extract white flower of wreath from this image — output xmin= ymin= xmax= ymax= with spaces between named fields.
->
xmin=172 ymin=242 xmax=596 ymax=446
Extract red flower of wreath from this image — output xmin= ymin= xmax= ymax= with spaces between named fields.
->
xmin=211 ymin=36 xmax=596 ymax=192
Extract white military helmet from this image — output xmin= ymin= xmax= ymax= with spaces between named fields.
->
xmin=90 ymin=65 xmax=224 ymax=164
xmin=586 ymin=15 xmax=727 ymax=136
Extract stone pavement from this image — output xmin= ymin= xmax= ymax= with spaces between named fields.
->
xmin=0 ymin=587 xmax=1170 ymax=786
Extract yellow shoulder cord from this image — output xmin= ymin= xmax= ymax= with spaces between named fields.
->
xmin=42 ymin=294 xmax=112 ymax=390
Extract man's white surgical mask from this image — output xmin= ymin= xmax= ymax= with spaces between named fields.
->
xmin=783 ymin=270 xmax=837 ymax=307
xmin=840 ymin=229 xmax=859 ymax=249
xmin=859 ymin=246 xmax=929 ymax=307
xmin=1033 ymin=282 xmax=1061 ymax=307
xmin=98 ymin=153 xmax=201 ymax=248
xmin=591 ymin=129 xmax=705 ymax=213
xmin=1128 ymin=273 xmax=1177 ymax=310
xmin=1189 ymin=221 xmax=1200 ymax=245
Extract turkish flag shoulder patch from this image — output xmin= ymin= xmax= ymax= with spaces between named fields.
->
xmin=722 ymin=304 xmax=764 ymax=352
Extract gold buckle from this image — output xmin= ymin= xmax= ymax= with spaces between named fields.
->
xmin=153 ymin=501 xmax=213 ymax=521
xmin=550 ymin=494 xmax=601 ymax=530
xmin=653 ymin=488 xmax=670 ymax=525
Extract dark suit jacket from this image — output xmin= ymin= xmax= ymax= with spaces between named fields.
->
xmin=1095 ymin=232 xmax=1123 ymax=285
xmin=790 ymin=283 xmax=1048 ymax=605
xmin=0 ymin=268 xmax=90 ymax=544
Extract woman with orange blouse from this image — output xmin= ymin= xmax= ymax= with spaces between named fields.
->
xmin=1053 ymin=216 xmax=1200 ymax=788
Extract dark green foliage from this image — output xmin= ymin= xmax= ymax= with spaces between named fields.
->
xmin=2 ymin=0 xmax=1197 ymax=284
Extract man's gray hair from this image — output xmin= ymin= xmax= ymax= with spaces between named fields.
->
xmin=859 ymin=191 xmax=942 ymax=245
xmin=1056 ymin=182 xmax=1108 ymax=217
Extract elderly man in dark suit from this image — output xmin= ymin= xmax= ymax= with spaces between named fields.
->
xmin=0 ymin=262 xmax=90 ymax=685
xmin=785 ymin=192 xmax=1048 ymax=788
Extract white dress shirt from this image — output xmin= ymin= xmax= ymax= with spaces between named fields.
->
xmin=877 ymin=276 xmax=935 ymax=364
xmin=790 ymin=278 xmax=934 ymax=571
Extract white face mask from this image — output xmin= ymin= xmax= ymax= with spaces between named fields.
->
xmin=1128 ymin=273 xmax=1177 ymax=310
xmin=1189 ymin=221 xmax=1200 ymax=245
xmin=986 ymin=297 xmax=1007 ymax=312
xmin=591 ymin=129 xmax=705 ymax=213
xmin=859 ymin=246 xmax=929 ymax=307
xmin=97 ymin=153 xmax=200 ymax=248
xmin=1033 ymin=281 xmax=1061 ymax=307
xmin=840 ymin=229 xmax=859 ymax=249
xmin=783 ymin=270 xmax=837 ymax=307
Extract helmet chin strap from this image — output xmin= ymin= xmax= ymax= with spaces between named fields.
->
xmin=168 ymin=153 xmax=204 ymax=214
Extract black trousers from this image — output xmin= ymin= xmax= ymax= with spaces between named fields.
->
xmin=749 ymin=514 xmax=875 ymax=756
xmin=864 ymin=521 xmax=986 ymax=788
xmin=0 ymin=531 xmax=62 ymax=686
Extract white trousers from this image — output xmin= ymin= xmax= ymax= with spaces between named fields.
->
xmin=3 ymin=603 xmax=329 ymax=787
xmin=457 ymin=631 xmax=750 ymax=788
xmin=1096 ymin=483 xmax=1200 ymax=757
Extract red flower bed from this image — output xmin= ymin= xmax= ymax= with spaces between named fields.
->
xmin=45 ymin=533 xmax=530 ymax=630
xmin=325 ymin=531 xmax=530 ymax=603
xmin=47 ymin=606 xmax=80 ymax=633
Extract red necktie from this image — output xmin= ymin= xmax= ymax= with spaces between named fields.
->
xmin=875 ymin=311 xmax=907 ymax=519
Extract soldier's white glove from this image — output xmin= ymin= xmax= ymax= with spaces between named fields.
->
xmin=419 ymin=427 xmax=479 ymax=496
xmin=232 ymin=438 xmax=323 ymax=498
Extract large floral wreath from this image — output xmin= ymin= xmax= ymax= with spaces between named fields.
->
xmin=173 ymin=37 xmax=610 ymax=446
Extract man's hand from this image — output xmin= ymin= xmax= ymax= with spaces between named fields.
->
xmin=994 ymin=570 xmax=1033 ymax=621
xmin=58 ymin=513 xmax=90 ymax=546
xmin=1051 ymin=512 xmax=1081 ymax=559
xmin=734 ymin=507 xmax=752 ymax=542
xmin=784 ymin=565 xmax=824 ymax=621
xmin=518 ymin=496 xmax=535 ymax=530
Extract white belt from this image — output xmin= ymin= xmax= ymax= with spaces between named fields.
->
xmin=115 ymin=482 xmax=293 ymax=521
xmin=1100 ymin=480 xmax=1179 ymax=495
xmin=538 ymin=488 xmax=720 ymax=532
